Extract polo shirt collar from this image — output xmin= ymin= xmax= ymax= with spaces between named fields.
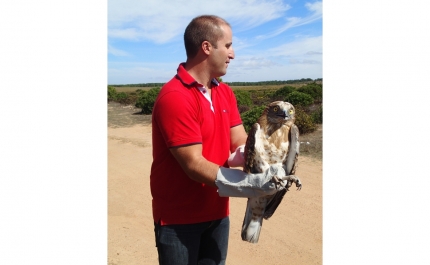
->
xmin=176 ymin=63 xmax=219 ymax=88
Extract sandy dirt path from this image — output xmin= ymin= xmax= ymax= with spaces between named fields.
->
xmin=108 ymin=103 xmax=322 ymax=265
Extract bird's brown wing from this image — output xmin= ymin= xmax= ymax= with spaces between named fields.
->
xmin=243 ymin=123 xmax=259 ymax=174
xmin=263 ymin=124 xmax=300 ymax=220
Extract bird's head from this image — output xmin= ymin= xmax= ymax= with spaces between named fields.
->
xmin=264 ymin=101 xmax=296 ymax=126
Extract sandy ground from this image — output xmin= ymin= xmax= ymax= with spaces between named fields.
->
xmin=108 ymin=103 xmax=322 ymax=265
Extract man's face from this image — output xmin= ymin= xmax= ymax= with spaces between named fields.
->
xmin=209 ymin=25 xmax=235 ymax=77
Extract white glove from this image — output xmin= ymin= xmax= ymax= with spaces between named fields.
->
xmin=227 ymin=144 xmax=245 ymax=167
xmin=215 ymin=165 xmax=286 ymax=198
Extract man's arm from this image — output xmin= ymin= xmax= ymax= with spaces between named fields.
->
xmin=229 ymin=124 xmax=248 ymax=153
xmin=169 ymin=143 xmax=220 ymax=187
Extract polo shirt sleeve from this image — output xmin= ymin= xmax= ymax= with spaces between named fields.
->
xmin=153 ymin=90 xmax=203 ymax=148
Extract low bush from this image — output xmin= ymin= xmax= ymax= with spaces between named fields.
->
xmin=296 ymin=83 xmax=322 ymax=102
xmin=271 ymin=85 xmax=296 ymax=101
xmin=116 ymin=92 xmax=130 ymax=104
xmin=295 ymin=107 xmax=317 ymax=134
xmin=310 ymin=105 xmax=323 ymax=124
xmin=240 ymin=105 xmax=266 ymax=133
xmin=234 ymin=90 xmax=252 ymax=113
xmin=135 ymin=87 xmax=161 ymax=114
xmin=285 ymin=91 xmax=314 ymax=107
xmin=108 ymin=86 xmax=118 ymax=101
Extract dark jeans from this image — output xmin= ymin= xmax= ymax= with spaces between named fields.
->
xmin=154 ymin=216 xmax=230 ymax=265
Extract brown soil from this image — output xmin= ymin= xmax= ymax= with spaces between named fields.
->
xmin=108 ymin=102 xmax=322 ymax=265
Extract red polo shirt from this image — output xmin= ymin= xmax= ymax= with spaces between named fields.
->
xmin=150 ymin=63 xmax=242 ymax=225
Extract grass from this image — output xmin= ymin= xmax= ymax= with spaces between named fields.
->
xmin=112 ymin=87 xmax=154 ymax=93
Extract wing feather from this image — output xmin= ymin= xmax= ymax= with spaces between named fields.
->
xmin=263 ymin=124 xmax=300 ymax=219
xmin=243 ymin=123 xmax=259 ymax=174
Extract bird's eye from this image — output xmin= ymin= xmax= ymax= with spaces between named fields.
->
xmin=289 ymin=109 xmax=294 ymax=114
xmin=273 ymin=107 xmax=278 ymax=112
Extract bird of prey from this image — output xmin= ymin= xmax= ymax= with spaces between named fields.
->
xmin=241 ymin=101 xmax=302 ymax=243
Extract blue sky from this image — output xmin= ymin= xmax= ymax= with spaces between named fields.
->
xmin=108 ymin=0 xmax=322 ymax=85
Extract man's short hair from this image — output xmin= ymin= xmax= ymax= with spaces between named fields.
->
xmin=184 ymin=15 xmax=231 ymax=59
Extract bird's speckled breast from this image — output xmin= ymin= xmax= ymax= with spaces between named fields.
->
xmin=253 ymin=127 xmax=289 ymax=173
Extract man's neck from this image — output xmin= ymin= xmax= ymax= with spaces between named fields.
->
xmin=184 ymin=60 xmax=213 ymax=89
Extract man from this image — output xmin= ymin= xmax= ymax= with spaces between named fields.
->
xmin=150 ymin=15 xmax=284 ymax=265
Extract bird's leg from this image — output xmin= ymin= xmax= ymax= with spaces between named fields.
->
xmin=278 ymin=175 xmax=302 ymax=190
xmin=271 ymin=175 xmax=288 ymax=190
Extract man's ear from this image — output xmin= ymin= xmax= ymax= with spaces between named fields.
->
xmin=201 ymin=41 xmax=212 ymax=55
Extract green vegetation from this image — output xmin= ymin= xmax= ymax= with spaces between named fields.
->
xmin=234 ymin=90 xmax=252 ymax=113
xmin=240 ymin=105 xmax=266 ymax=132
xmin=311 ymin=105 xmax=323 ymax=124
xmin=285 ymin=91 xmax=314 ymax=107
xmin=294 ymin=107 xmax=317 ymax=134
xmin=296 ymin=82 xmax=322 ymax=102
xmin=135 ymin=87 xmax=161 ymax=114
xmin=271 ymin=85 xmax=296 ymax=101
xmin=107 ymin=79 xmax=323 ymax=135
xmin=108 ymin=86 xmax=118 ymax=101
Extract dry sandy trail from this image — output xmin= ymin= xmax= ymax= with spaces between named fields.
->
xmin=107 ymin=102 xmax=322 ymax=265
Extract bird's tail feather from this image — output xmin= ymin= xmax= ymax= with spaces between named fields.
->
xmin=241 ymin=219 xmax=262 ymax=243
xmin=241 ymin=198 xmax=263 ymax=243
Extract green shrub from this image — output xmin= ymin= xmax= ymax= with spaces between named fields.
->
xmin=108 ymin=86 xmax=118 ymax=101
xmin=295 ymin=107 xmax=316 ymax=134
xmin=135 ymin=87 xmax=161 ymax=114
xmin=296 ymin=83 xmax=322 ymax=102
xmin=271 ymin=85 xmax=296 ymax=101
xmin=285 ymin=91 xmax=314 ymax=107
xmin=116 ymin=92 xmax=129 ymax=104
xmin=234 ymin=90 xmax=252 ymax=110
xmin=240 ymin=105 xmax=266 ymax=133
xmin=310 ymin=105 xmax=323 ymax=124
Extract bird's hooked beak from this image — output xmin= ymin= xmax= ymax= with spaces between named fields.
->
xmin=276 ymin=110 xmax=289 ymax=120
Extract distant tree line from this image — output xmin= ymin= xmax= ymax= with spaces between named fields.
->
xmin=110 ymin=83 xmax=165 ymax=87
xmin=225 ymin=78 xmax=321 ymax=86
xmin=109 ymin=78 xmax=322 ymax=87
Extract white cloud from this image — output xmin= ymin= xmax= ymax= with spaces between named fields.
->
xmin=225 ymin=61 xmax=321 ymax=82
xmin=108 ymin=28 xmax=140 ymax=41
xmin=269 ymin=35 xmax=322 ymax=57
xmin=289 ymin=59 xmax=319 ymax=64
xmin=108 ymin=45 xmax=131 ymax=57
xmin=256 ymin=1 xmax=322 ymax=40
xmin=231 ymin=56 xmax=281 ymax=70
xmin=224 ymin=35 xmax=322 ymax=80
xmin=108 ymin=0 xmax=290 ymax=43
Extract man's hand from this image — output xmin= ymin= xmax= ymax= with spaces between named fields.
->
xmin=227 ymin=144 xmax=245 ymax=168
